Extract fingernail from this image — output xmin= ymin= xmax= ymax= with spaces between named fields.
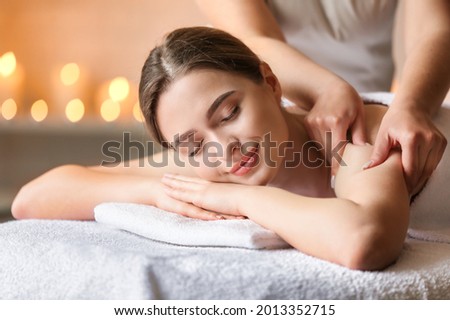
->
xmin=362 ymin=160 xmax=373 ymax=170
xmin=330 ymin=175 xmax=335 ymax=189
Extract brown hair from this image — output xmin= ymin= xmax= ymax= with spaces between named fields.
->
xmin=138 ymin=26 xmax=263 ymax=148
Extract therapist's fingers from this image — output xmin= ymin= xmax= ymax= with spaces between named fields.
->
xmin=367 ymin=132 xmax=392 ymax=170
xmin=412 ymin=139 xmax=446 ymax=195
xmin=401 ymin=139 xmax=420 ymax=193
xmin=329 ymin=128 xmax=348 ymax=177
xmin=350 ymin=110 xmax=367 ymax=146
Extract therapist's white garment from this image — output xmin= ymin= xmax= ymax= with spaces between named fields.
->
xmin=266 ymin=0 xmax=398 ymax=92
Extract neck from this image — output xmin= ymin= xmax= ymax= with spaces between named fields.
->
xmin=267 ymin=108 xmax=334 ymax=197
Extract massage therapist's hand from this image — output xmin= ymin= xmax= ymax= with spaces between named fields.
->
xmin=161 ymin=173 xmax=248 ymax=220
xmin=304 ymin=81 xmax=367 ymax=175
xmin=367 ymin=107 xmax=447 ymax=195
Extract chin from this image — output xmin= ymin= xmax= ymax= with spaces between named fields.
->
xmin=240 ymin=166 xmax=277 ymax=186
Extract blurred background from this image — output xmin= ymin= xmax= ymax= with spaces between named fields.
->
xmin=0 ymin=0 xmax=206 ymax=221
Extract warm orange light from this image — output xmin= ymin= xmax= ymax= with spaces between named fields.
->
xmin=1 ymin=98 xmax=17 ymax=120
xmin=60 ymin=63 xmax=80 ymax=86
xmin=31 ymin=99 xmax=48 ymax=122
xmin=65 ymin=98 xmax=84 ymax=123
xmin=109 ymin=77 xmax=129 ymax=101
xmin=100 ymin=99 xmax=120 ymax=122
xmin=132 ymin=102 xmax=144 ymax=123
xmin=0 ymin=52 xmax=17 ymax=77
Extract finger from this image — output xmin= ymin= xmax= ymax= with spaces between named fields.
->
xmin=163 ymin=173 xmax=209 ymax=185
xmin=219 ymin=213 xmax=247 ymax=220
xmin=163 ymin=184 xmax=197 ymax=204
xmin=411 ymin=150 xmax=432 ymax=196
xmin=401 ymin=139 xmax=420 ymax=192
xmin=413 ymin=138 xmax=446 ymax=194
xmin=303 ymin=115 xmax=322 ymax=145
xmin=367 ymin=134 xmax=391 ymax=169
xmin=330 ymin=128 xmax=348 ymax=176
xmin=161 ymin=175 xmax=204 ymax=192
xmin=350 ymin=111 xmax=367 ymax=145
xmin=165 ymin=200 xmax=223 ymax=221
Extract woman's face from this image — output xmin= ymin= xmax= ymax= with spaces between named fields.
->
xmin=157 ymin=66 xmax=289 ymax=186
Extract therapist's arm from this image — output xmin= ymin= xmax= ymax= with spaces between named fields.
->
xmin=368 ymin=0 xmax=449 ymax=194
xmin=394 ymin=0 xmax=450 ymax=116
xmin=197 ymin=0 xmax=344 ymax=107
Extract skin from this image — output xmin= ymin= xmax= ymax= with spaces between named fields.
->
xmin=12 ymin=65 xmax=411 ymax=271
xmin=196 ymin=0 xmax=450 ymax=195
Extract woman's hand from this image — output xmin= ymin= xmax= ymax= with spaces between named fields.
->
xmin=367 ymin=107 xmax=447 ymax=195
xmin=303 ymin=81 xmax=367 ymax=175
xmin=161 ymin=173 xmax=248 ymax=220
xmin=152 ymin=179 xmax=224 ymax=221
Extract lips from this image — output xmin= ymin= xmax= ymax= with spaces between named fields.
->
xmin=230 ymin=144 xmax=260 ymax=176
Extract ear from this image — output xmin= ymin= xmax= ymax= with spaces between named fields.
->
xmin=259 ymin=62 xmax=282 ymax=103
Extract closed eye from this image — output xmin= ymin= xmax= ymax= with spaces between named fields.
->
xmin=220 ymin=105 xmax=240 ymax=124
xmin=188 ymin=106 xmax=240 ymax=157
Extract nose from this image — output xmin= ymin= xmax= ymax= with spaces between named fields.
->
xmin=207 ymin=133 xmax=241 ymax=167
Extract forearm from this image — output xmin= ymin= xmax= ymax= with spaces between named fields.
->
xmin=238 ymin=187 xmax=363 ymax=265
xmin=11 ymin=165 xmax=159 ymax=220
xmin=244 ymin=36 xmax=345 ymax=108
xmin=196 ymin=0 xmax=346 ymax=109
xmin=394 ymin=30 xmax=450 ymax=116
xmin=238 ymin=184 xmax=407 ymax=270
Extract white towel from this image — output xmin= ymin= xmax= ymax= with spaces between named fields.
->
xmin=2 ymin=219 xmax=450 ymax=299
xmin=361 ymin=92 xmax=450 ymax=244
xmin=94 ymin=202 xmax=290 ymax=249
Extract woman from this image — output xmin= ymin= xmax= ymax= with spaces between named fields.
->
xmin=11 ymin=27 xmax=446 ymax=271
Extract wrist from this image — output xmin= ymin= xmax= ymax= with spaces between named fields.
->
xmin=390 ymin=97 xmax=434 ymax=117
xmin=134 ymin=176 xmax=161 ymax=206
xmin=315 ymin=77 xmax=357 ymax=102
xmin=236 ymin=185 xmax=264 ymax=219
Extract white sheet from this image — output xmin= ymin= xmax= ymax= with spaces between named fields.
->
xmin=1 ymin=219 xmax=450 ymax=299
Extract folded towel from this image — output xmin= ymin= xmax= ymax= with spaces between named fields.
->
xmin=361 ymin=92 xmax=450 ymax=244
xmin=94 ymin=202 xmax=290 ymax=249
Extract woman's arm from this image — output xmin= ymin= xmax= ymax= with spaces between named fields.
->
xmin=242 ymin=145 xmax=409 ymax=271
xmin=11 ymin=150 xmax=221 ymax=221
xmin=11 ymin=165 xmax=159 ymax=220
xmin=241 ymin=106 xmax=410 ymax=270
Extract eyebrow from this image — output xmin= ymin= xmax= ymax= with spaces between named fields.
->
xmin=173 ymin=90 xmax=236 ymax=149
